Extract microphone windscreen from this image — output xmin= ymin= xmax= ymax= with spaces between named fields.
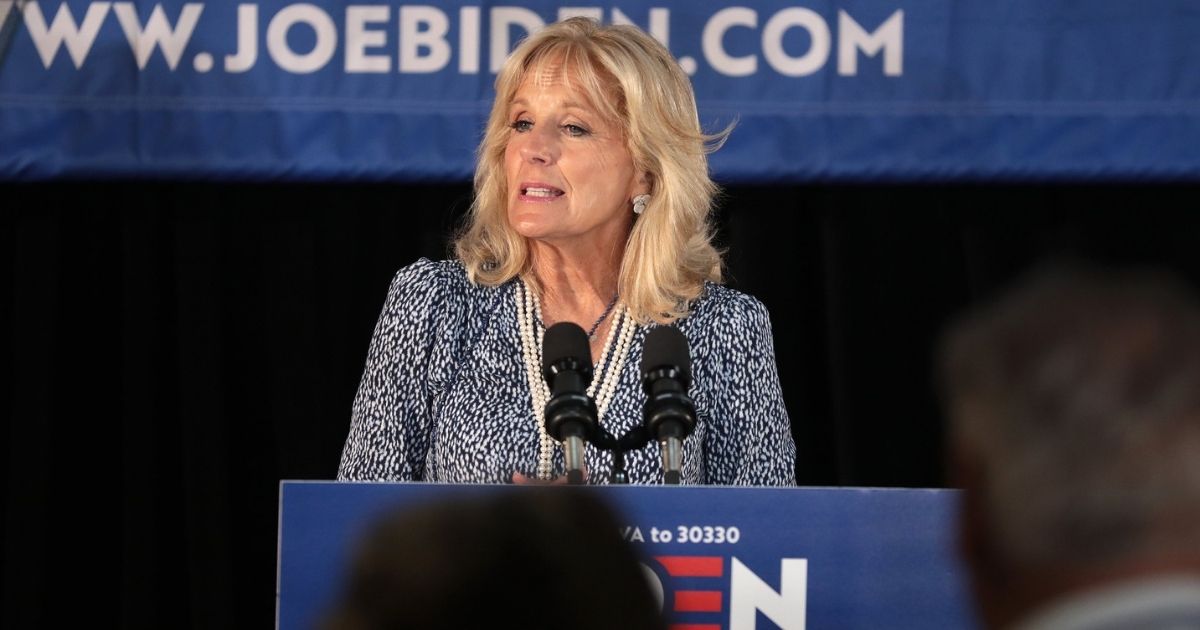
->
xmin=641 ymin=326 xmax=691 ymax=380
xmin=542 ymin=321 xmax=591 ymax=376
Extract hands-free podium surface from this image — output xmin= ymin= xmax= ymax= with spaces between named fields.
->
xmin=277 ymin=482 xmax=976 ymax=629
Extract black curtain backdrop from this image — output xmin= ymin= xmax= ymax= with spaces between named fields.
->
xmin=4 ymin=181 xmax=1200 ymax=627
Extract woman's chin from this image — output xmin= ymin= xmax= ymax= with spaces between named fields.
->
xmin=509 ymin=217 xmax=561 ymax=241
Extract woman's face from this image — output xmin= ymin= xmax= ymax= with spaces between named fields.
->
xmin=504 ymin=62 xmax=644 ymax=250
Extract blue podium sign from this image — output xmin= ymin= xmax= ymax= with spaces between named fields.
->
xmin=277 ymin=481 xmax=977 ymax=629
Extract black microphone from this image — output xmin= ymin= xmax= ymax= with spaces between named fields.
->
xmin=641 ymin=326 xmax=697 ymax=485
xmin=542 ymin=322 xmax=598 ymax=484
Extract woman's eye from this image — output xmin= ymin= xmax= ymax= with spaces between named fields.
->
xmin=563 ymin=124 xmax=590 ymax=137
xmin=510 ymin=119 xmax=533 ymax=132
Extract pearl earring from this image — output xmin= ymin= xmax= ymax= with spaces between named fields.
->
xmin=632 ymin=194 xmax=650 ymax=215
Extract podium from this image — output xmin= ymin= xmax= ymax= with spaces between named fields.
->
xmin=277 ymin=482 xmax=977 ymax=629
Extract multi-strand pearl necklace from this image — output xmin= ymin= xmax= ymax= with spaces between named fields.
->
xmin=515 ymin=280 xmax=637 ymax=480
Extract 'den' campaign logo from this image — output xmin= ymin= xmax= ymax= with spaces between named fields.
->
xmin=644 ymin=555 xmax=808 ymax=630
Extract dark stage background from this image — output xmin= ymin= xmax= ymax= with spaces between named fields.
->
xmin=4 ymin=182 xmax=1200 ymax=627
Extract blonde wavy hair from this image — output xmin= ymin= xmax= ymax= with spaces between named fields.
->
xmin=454 ymin=17 xmax=728 ymax=324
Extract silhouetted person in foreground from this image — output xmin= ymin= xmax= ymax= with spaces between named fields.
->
xmin=939 ymin=264 xmax=1200 ymax=629
xmin=323 ymin=489 xmax=665 ymax=630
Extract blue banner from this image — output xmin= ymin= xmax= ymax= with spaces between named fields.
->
xmin=277 ymin=481 xmax=977 ymax=629
xmin=1 ymin=1 xmax=1198 ymax=182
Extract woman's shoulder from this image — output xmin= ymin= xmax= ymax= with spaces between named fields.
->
xmin=388 ymin=257 xmax=472 ymax=293
xmin=378 ymin=258 xmax=492 ymax=325
xmin=683 ymin=282 xmax=771 ymax=329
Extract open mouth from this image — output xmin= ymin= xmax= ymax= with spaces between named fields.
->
xmin=522 ymin=186 xmax=564 ymax=198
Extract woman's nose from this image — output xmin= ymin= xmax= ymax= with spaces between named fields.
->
xmin=519 ymin=128 xmax=558 ymax=165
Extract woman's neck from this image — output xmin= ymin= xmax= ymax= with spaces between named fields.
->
xmin=528 ymin=239 xmax=622 ymax=313
xmin=527 ymin=239 xmax=624 ymax=359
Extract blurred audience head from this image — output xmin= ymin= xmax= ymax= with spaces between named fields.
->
xmin=323 ymin=489 xmax=665 ymax=630
xmin=939 ymin=262 xmax=1200 ymax=628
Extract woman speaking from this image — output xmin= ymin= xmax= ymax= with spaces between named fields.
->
xmin=337 ymin=18 xmax=795 ymax=485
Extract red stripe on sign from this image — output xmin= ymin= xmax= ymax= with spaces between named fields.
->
xmin=668 ymin=625 xmax=721 ymax=630
xmin=655 ymin=556 xmax=724 ymax=577
xmin=674 ymin=590 xmax=723 ymax=612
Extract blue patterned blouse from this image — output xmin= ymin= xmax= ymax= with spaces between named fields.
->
xmin=337 ymin=258 xmax=796 ymax=485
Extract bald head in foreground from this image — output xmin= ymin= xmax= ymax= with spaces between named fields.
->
xmin=322 ymin=489 xmax=665 ymax=630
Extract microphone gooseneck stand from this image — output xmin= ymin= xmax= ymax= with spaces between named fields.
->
xmin=590 ymin=425 xmax=648 ymax=484
xmin=539 ymin=323 xmax=697 ymax=485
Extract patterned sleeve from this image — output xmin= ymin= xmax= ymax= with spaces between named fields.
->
xmin=699 ymin=294 xmax=797 ymax=486
xmin=337 ymin=259 xmax=461 ymax=481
